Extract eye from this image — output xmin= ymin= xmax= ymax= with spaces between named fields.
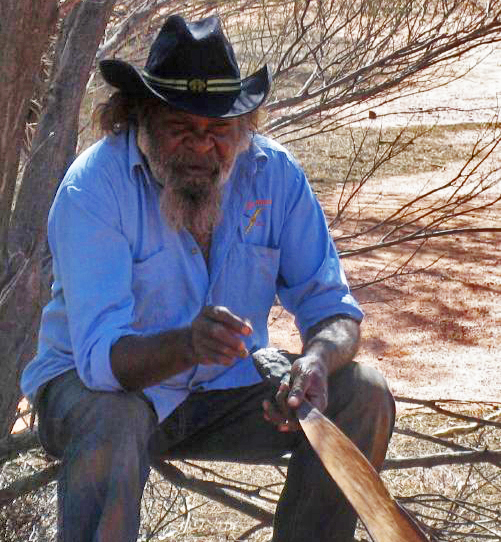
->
xmin=167 ymin=122 xmax=190 ymax=136
xmin=209 ymin=121 xmax=233 ymax=135
xmin=169 ymin=122 xmax=188 ymax=131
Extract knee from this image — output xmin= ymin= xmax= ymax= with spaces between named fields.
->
xmin=59 ymin=390 xmax=157 ymax=459
xmin=82 ymin=392 xmax=156 ymax=440
xmin=353 ymin=364 xmax=395 ymax=420
xmin=58 ymin=393 xmax=155 ymax=496
xmin=325 ymin=363 xmax=395 ymax=466
xmin=327 ymin=363 xmax=394 ymax=419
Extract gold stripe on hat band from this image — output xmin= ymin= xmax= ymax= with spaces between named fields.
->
xmin=142 ymin=70 xmax=241 ymax=93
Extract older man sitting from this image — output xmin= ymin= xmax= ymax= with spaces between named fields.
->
xmin=22 ymin=14 xmax=395 ymax=542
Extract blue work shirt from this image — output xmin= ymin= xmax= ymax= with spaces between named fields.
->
xmin=21 ymin=129 xmax=363 ymax=422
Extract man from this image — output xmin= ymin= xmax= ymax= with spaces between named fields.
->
xmin=21 ymin=14 xmax=395 ymax=542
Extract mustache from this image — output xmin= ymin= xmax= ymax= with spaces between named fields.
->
xmin=167 ymin=153 xmax=221 ymax=184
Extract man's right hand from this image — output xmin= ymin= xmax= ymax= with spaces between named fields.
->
xmin=112 ymin=306 xmax=253 ymax=391
xmin=191 ymin=306 xmax=253 ymax=366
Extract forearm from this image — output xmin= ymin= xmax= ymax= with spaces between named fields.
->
xmin=302 ymin=315 xmax=361 ymax=375
xmin=111 ymin=328 xmax=195 ymax=391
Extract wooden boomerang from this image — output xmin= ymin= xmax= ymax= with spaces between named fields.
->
xmin=296 ymin=401 xmax=429 ymax=542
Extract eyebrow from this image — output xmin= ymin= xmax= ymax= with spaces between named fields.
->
xmin=164 ymin=114 xmax=190 ymax=122
xmin=165 ymin=115 xmax=233 ymax=126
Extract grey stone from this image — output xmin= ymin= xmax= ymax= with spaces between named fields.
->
xmin=251 ymin=348 xmax=299 ymax=388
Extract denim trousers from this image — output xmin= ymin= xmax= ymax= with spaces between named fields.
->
xmin=36 ymin=359 xmax=395 ymax=542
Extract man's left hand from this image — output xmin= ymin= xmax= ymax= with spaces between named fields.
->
xmin=262 ymin=315 xmax=360 ymax=432
xmin=262 ymin=354 xmax=328 ymax=432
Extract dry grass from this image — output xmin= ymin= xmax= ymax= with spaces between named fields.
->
xmin=384 ymin=403 xmax=501 ymax=542
xmin=289 ymin=122 xmax=500 ymax=188
xmin=0 ymin=450 xmax=57 ymax=541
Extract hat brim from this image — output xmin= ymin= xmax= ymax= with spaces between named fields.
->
xmin=99 ymin=59 xmax=271 ymax=118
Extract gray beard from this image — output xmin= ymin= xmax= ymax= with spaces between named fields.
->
xmin=158 ymin=157 xmax=224 ymax=239
xmin=139 ymin=121 xmax=251 ymax=238
xmin=140 ymin=132 xmax=226 ymax=237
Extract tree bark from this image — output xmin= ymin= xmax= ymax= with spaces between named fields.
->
xmin=0 ymin=0 xmax=117 ymax=439
xmin=0 ymin=0 xmax=58 ymax=285
xmin=10 ymin=0 xmax=117 ymax=254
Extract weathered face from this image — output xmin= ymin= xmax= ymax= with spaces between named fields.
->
xmin=137 ymin=105 xmax=250 ymax=236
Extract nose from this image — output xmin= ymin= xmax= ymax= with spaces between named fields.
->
xmin=186 ymin=129 xmax=215 ymax=154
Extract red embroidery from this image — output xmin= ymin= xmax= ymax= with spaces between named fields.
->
xmin=245 ymin=199 xmax=272 ymax=210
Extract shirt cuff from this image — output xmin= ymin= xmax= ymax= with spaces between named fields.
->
xmin=80 ymin=328 xmax=142 ymax=391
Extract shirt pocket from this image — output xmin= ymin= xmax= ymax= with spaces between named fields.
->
xmin=131 ymin=249 xmax=200 ymax=332
xmin=219 ymin=242 xmax=280 ymax=333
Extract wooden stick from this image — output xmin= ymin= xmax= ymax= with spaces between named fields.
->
xmin=298 ymin=401 xmax=429 ymax=542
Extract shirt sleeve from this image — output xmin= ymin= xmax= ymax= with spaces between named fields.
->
xmin=276 ymin=160 xmax=364 ymax=340
xmin=48 ymin=167 xmax=142 ymax=391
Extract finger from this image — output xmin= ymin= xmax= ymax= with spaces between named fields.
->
xmin=194 ymin=320 xmax=249 ymax=357
xmin=287 ymin=373 xmax=308 ymax=409
xmin=262 ymin=399 xmax=286 ymax=425
xmin=275 ymin=382 xmax=292 ymax=417
xmin=193 ymin=341 xmax=236 ymax=366
xmin=203 ymin=306 xmax=253 ymax=336
xmin=280 ymin=419 xmax=300 ymax=432
xmin=196 ymin=332 xmax=245 ymax=358
xmin=305 ymin=386 xmax=329 ymax=413
xmin=263 ymin=398 xmax=300 ymax=432
xmin=277 ymin=383 xmax=300 ymax=432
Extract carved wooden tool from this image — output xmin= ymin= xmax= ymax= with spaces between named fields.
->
xmin=297 ymin=401 xmax=429 ymax=542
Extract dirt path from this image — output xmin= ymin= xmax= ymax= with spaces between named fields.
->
xmin=269 ymin=45 xmax=501 ymax=405
xmin=368 ymin=43 xmax=501 ymax=127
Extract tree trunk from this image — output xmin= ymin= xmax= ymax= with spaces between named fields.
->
xmin=0 ymin=0 xmax=117 ymax=438
xmin=10 ymin=0 xmax=117 ymax=254
xmin=0 ymin=0 xmax=58 ymax=285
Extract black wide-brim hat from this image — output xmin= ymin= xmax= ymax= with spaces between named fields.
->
xmin=99 ymin=14 xmax=271 ymax=118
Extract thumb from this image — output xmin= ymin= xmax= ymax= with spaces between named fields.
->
xmin=287 ymin=372 xmax=308 ymax=409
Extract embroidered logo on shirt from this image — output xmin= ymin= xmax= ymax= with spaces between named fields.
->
xmin=245 ymin=208 xmax=263 ymax=234
xmin=244 ymin=200 xmax=272 ymax=234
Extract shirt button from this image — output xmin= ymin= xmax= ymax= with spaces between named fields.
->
xmin=191 ymin=247 xmax=198 ymax=255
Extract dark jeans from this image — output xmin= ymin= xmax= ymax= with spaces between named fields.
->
xmin=37 ymin=359 xmax=395 ymax=542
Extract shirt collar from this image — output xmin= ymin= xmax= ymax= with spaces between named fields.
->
xmin=235 ymin=136 xmax=268 ymax=177
xmin=249 ymin=136 xmax=269 ymax=171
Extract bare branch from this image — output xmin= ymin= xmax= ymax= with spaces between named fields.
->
xmin=393 ymin=428 xmax=474 ymax=453
xmin=394 ymin=397 xmax=501 ymax=429
xmin=151 ymin=458 xmax=274 ymax=524
xmin=383 ymin=450 xmax=501 ymax=470
xmin=0 ymin=430 xmax=40 ymax=467
xmin=0 ymin=464 xmax=59 ymax=508
xmin=340 ymin=227 xmax=501 ymax=259
xmin=433 ymin=410 xmax=501 ymax=438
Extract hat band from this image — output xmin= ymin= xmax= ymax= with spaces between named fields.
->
xmin=142 ymin=70 xmax=241 ymax=93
